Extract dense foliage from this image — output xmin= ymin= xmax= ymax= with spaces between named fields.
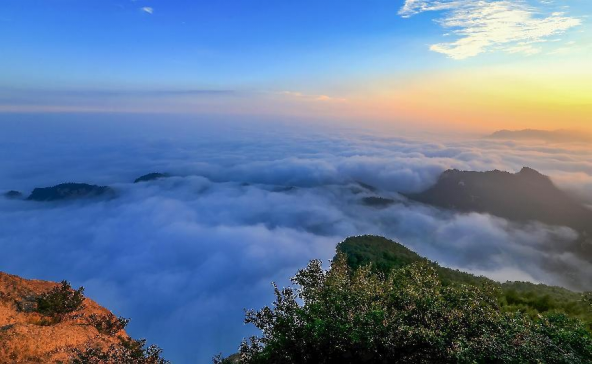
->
xmin=339 ymin=235 xmax=592 ymax=324
xmin=229 ymin=251 xmax=592 ymax=363
xmin=36 ymin=280 xmax=85 ymax=318
xmin=72 ymin=337 xmax=168 ymax=364
xmin=501 ymin=282 xmax=591 ymax=322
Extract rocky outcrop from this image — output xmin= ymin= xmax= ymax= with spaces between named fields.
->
xmin=0 ymin=272 xmax=136 ymax=363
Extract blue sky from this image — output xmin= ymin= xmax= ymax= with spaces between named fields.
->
xmin=1 ymin=0 xmax=590 ymax=130
xmin=1 ymin=1 xmax=428 ymax=88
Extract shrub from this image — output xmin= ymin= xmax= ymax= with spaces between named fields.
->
xmin=72 ymin=337 xmax=168 ymax=364
xmin=36 ymin=280 xmax=85 ymax=318
xmin=583 ymin=292 xmax=592 ymax=307
xmin=87 ymin=313 xmax=130 ymax=336
xmin=227 ymin=254 xmax=592 ymax=363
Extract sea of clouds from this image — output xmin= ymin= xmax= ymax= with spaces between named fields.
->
xmin=1 ymin=113 xmax=592 ymax=362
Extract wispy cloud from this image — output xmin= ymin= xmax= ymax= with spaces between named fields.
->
xmin=0 ymin=88 xmax=235 ymax=100
xmin=280 ymin=91 xmax=346 ymax=102
xmin=399 ymin=0 xmax=581 ymax=59
xmin=141 ymin=6 xmax=153 ymax=14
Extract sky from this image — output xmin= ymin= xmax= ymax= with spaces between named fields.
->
xmin=1 ymin=0 xmax=591 ymax=131
xmin=1 ymin=1 xmax=592 ymax=363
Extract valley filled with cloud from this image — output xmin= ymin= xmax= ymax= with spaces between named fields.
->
xmin=1 ymin=114 xmax=592 ymax=362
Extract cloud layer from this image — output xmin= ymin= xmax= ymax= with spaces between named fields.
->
xmin=1 ymin=114 xmax=592 ymax=362
xmin=399 ymin=0 xmax=581 ymax=59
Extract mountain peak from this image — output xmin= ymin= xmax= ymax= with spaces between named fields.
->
xmin=133 ymin=172 xmax=170 ymax=184
xmin=406 ymin=168 xmax=591 ymax=232
xmin=518 ymin=166 xmax=542 ymax=176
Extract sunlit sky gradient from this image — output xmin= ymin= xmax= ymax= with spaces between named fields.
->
xmin=1 ymin=0 xmax=591 ymax=132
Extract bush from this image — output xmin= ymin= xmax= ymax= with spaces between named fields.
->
xmin=36 ymin=280 xmax=85 ymax=318
xmin=584 ymin=292 xmax=592 ymax=306
xmin=227 ymin=254 xmax=592 ymax=363
xmin=87 ymin=313 xmax=130 ymax=336
xmin=72 ymin=336 xmax=168 ymax=364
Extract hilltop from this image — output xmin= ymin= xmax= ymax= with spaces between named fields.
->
xmin=0 ymin=272 xmax=165 ymax=363
xmin=337 ymin=235 xmax=592 ymax=322
xmin=134 ymin=173 xmax=170 ymax=184
xmin=223 ymin=235 xmax=592 ymax=363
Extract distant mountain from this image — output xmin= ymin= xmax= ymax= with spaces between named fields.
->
xmin=487 ymin=129 xmax=592 ymax=143
xmin=360 ymin=196 xmax=395 ymax=208
xmin=3 ymin=190 xmax=23 ymax=199
xmin=406 ymin=167 xmax=592 ymax=234
xmin=134 ymin=172 xmax=169 ymax=183
xmin=27 ymin=183 xmax=114 ymax=201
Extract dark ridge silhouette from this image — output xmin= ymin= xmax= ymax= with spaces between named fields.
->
xmin=133 ymin=173 xmax=169 ymax=183
xmin=406 ymin=167 xmax=592 ymax=235
xmin=27 ymin=183 xmax=114 ymax=202
xmin=361 ymin=196 xmax=395 ymax=208
xmin=487 ymin=129 xmax=592 ymax=143
xmin=3 ymin=190 xmax=23 ymax=199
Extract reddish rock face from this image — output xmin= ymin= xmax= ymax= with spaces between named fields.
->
xmin=0 ymin=272 xmax=128 ymax=363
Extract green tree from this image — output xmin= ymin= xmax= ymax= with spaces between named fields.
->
xmin=87 ymin=313 xmax=130 ymax=336
xmin=229 ymin=254 xmax=592 ymax=363
xmin=72 ymin=337 xmax=168 ymax=364
xmin=36 ymin=280 xmax=85 ymax=318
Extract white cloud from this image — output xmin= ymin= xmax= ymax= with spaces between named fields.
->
xmin=141 ymin=6 xmax=153 ymax=14
xmin=399 ymin=0 xmax=581 ymax=59
xmin=2 ymin=117 xmax=592 ymax=361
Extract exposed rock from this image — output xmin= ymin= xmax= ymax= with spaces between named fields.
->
xmin=0 ymin=272 xmax=127 ymax=363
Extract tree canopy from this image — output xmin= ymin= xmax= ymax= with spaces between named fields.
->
xmin=228 ymin=252 xmax=592 ymax=363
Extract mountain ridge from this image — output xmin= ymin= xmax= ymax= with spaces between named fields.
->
xmin=487 ymin=129 xmax=592 ymax=143
xmin=336 ymin=235 xmax=591 ymax=322
xmin=406 ymin=167 xmax=592 ymax=235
